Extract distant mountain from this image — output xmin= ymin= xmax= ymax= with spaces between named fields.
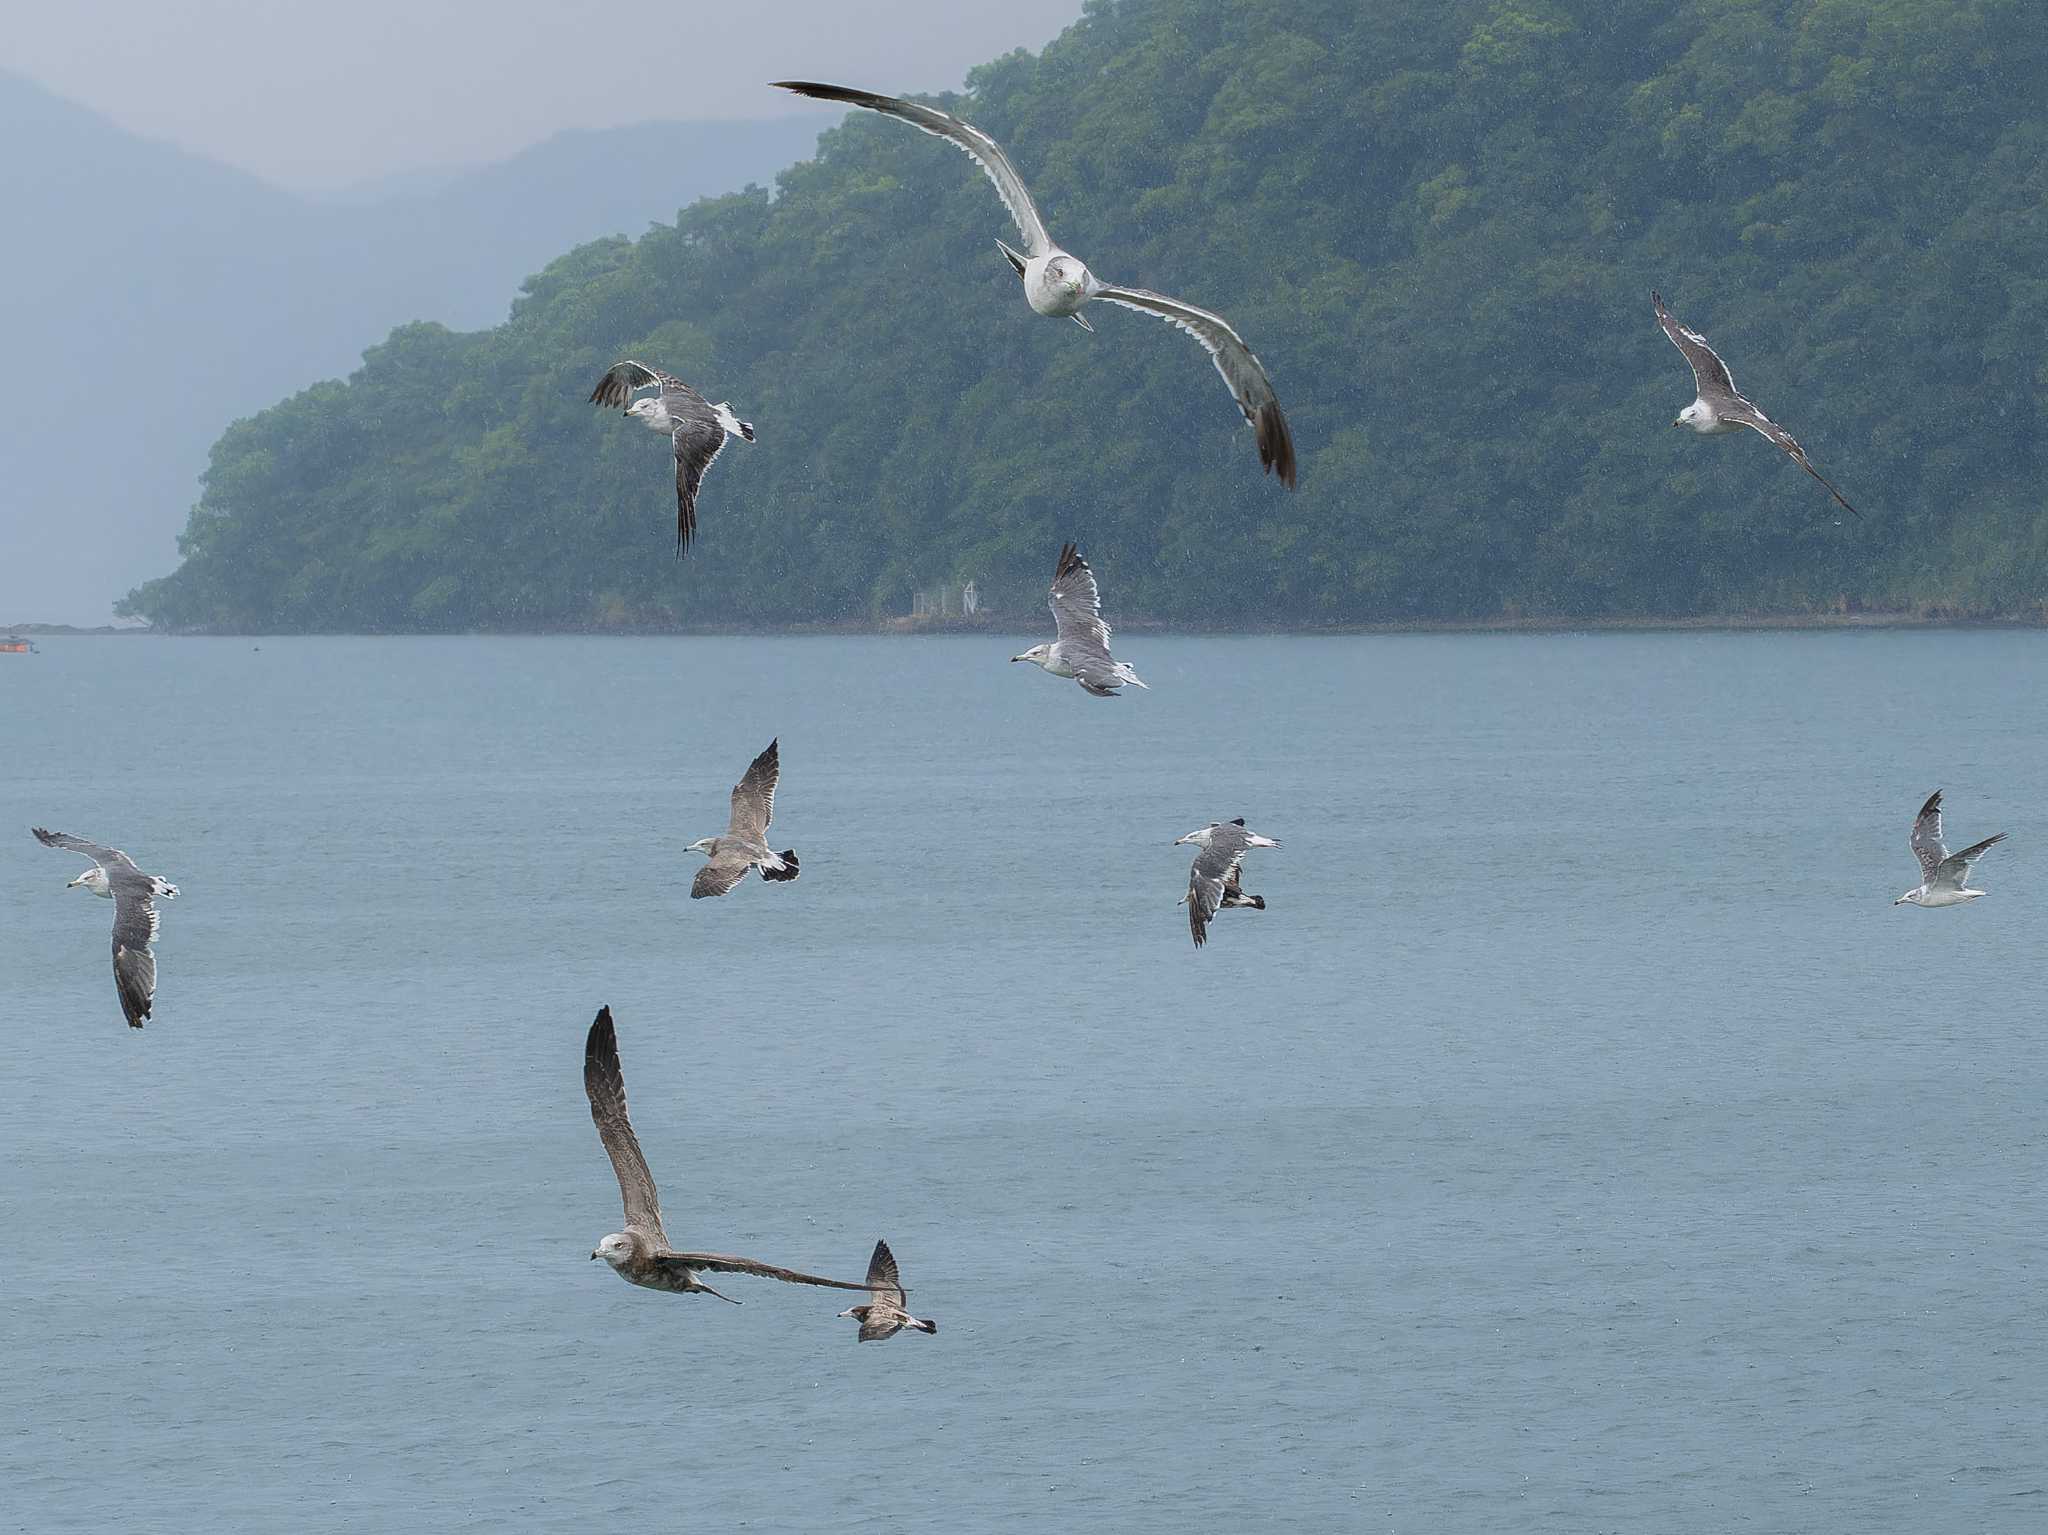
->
xmin=0 ymin=69 xmax=820 ymax=623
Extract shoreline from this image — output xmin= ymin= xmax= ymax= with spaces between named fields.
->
xmin=12 ymin=611 xmax=2048 ymax=639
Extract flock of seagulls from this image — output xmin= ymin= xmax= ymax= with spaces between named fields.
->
xmin=30 ymin=76 xmax=1939 ymax=1337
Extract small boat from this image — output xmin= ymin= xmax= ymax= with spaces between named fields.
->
xmin=1 ymin=636 xmax=35 ymax=654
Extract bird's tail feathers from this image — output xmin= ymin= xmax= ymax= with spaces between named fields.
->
xmin=719 ymin=404 xmax=756 ymax=442
xmin=153 ymin=878 xmax=179 ymax=899
xmin=1070 ymin=312 xmax=1094 ymax=333
xmin=995 ymin=238 xmax=1027 ymax=277
xmin=761 ymin=850 xmax=800 ymax=883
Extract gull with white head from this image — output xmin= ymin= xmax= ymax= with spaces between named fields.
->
xmin=1012 ymin=543 xmax=1147 ymax=697
xmin=589 ymin=360 xmax=755 ymax=555
xmin=33 ymin=827 xmax=178 ymax=1029
xmin=774 ymin=81 xmax=1296 ymax=488
xmin=584 ymin=1006 xmax=874 ymax=1303
xmin=1653 ymin=291 xmax=1861 ymax=520
xmin=1174 ymin=819 xmax=1279 ymax=948
xmin=837 ymin=1240 xmax=937 ymax=1341
xmin=1896 ymin=790 xmax=2006 ymax=908
xmin=686 ymin=739 xmax=800 ymax=899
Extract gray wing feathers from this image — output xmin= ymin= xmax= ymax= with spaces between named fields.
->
xmin=664 ymin=1252 xmax=874 ymax=1291
xmin=1652 ymin=292 xmax=1737 ymax=398
xmin=672 ymin=421 xmax=725 ymax=554
xmin=1048 ymin=543 xmax=1111 ymax=651
xmin=1936 ymin=833 xmax=2006 ymax=888
xmin=1091 ymin=285 xmax=1297 ymax=488
xmin=584 ymin=1008 xmax=668 ymax=1245
xmin=32 ymin=826 xmax=136 ymax=873
xmin=865 ymin=1238 xmax=903 ymax=1295
xmin=728 ymin=739 xmax=780 ymax=838
xmin=1726 ymin=407 xmax=1863 ymax=519
xmin=691 ymin=850 xmax=755 ymax=900
xmin=773 ymin=82 xmax=1052 ymax=256
xmin=1910 ymin=792 xmax=1947 ymax=879
xmin=109 ymin=892 xmax=159 ymax=1028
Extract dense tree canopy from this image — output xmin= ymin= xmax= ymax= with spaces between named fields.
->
xmin=122 ymin=0 xmax=2048 ymax=630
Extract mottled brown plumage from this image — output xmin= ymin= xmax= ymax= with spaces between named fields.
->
xmin=837 ymin=1240 xmax=937 ymax=1341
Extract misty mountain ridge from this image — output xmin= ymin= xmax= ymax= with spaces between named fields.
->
xmin=0 ymin=68 xmax=821 ymax=622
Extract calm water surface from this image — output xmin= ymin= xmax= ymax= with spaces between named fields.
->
xmin=2 ymin=633 xmax=2043 ymax=1532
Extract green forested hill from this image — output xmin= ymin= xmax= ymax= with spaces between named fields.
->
xmin=123 ymin=0 xmax=2048 ymax=631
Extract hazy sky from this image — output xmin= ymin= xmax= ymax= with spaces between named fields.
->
xmin=12 ymin=0 xmax=1086 ymax=189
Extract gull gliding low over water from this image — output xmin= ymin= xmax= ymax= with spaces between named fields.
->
xmin=585 ymin=1007 xmax=874 ymax=1303
xmin=1653 ymin=292 xmax=1861 ymax=520
xmin=1012 ymin=543 xmax=1147 ymax=697
xmin=1897 ymin=791 xmax=2006 ymax=908
xmin=837 ymin=1240 xmax=937 ymax=1341
xmin=773 ymin=81 xmax=1296 ymax=488
xmin=1175 ymin=819 xmax=1279 ymax=948
xmin=589 ymin=360 xmax=755 ymax=555
xmin=688 ymin=739 xmax=800 ymax=899
xmin=33 ymin=827 xmax=178 ymax=1029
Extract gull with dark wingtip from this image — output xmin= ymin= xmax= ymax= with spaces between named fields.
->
xmin=1653 ymin=291 xmax=1861 ymax=520
xmin=774 ymin=81 xmax=1296 ymax=488
xmin=589 ymin=359 xmax=755 ymax=555
xmin=837 ymin=1240 xmax=937 ymax=1341
xmin=584 ymin=1007 xmax=873 ymax=1303
xmin=1896 ymin=791 xmax=2006 ymax=908
xmin=33 ymin=827 xmax=179 ymax=1029
xmin=1174 ymin=819 xmax=1279 ymax=948
xmin=1011 ymin=543 xmax=1147 ymax=697
xmin=687 ymin=739 xmax=800 ymax=899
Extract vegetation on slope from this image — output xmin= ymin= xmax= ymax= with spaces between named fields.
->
xmin=122 ymin=0 xmax=2048 ymax=630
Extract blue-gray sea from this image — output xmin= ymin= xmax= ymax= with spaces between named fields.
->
xmin=3 ymin=632 xmax=2044 ymax=1532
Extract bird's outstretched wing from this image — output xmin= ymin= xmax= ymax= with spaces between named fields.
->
xmin=728 ymin=739 xmax=781 ymax=839
xmin=32 ymin=826 xmax=136 ymax=875
xmin=773 ymin=81 xmax=1053 ymax=258
xmin=109 ymin=890 xmax=160 ymax=1028
xmin=658 ymin=1251 xmax=875 ymax=1291
xmin=589 ymin=360 xmax=678 ymax=410
xmin=1934 ymin=832 xmax=2007 ymax=890
xmin=1652 ymin=292 xmax=1737 ymax=399
xmin=1910 ymin=791 xmax=1948 ymax=880
xmin=671 ymin=420 xmax=727 ymax=555
xmin=584 ymin=1007 xmax=669 ymax=1246
xmin=1048 ymin=543 xmax=1110 ymax=650
xmin=865 ymin=1238 xmax=904 ymax=1298
xmin=1089 ymin=285 xmax=1296 ymax=487
xmin=691 ymin=849 xmax=756 ymax=900
xmin=1721 ymin=403 xmax=1863 ymax=519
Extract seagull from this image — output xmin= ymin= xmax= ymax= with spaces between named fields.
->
xmin=773 ymin=81 xmax=1296 ymax=488
xmin=1011 ymin=543 xmax=1147 ymax=696
xmin=1174 ymin=819 xmax=1279 ymax=948
xmin=688 ymin=739 xmax=799 ymax=899
xmin=32 ymin=828 xmax=178 ymax=1029
xmin=1896 ymin=791 xmax=2006 ymax=907
xmin=589 ymin=360 xmax=755 ymax=555
xmin=584 ymin=1006 xmax=873 ymax=1303
xmin=837 ymin=1240 xmax=937 ymax=1341
xmin=1653 ymin=292 xmax=1861 ymax=519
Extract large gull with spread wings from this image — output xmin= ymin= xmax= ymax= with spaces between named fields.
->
xmin=1011 ymin=543 xmax=1147 ymax=696
xmin=585 ymin=1006 xmax=873 ymax=1302
xmin=33 ymin=827 xmax=178 ymax=1029
xmin=775 ymin=81 xmax=1296 ymax=488
xmin=687 ymin=738 xmax=800 ymax=899
xmin=1896 ymin=790 xmax=2006 ymax=908
xmin=589 ymin=360 xmax=755 ymax=555
xmin=1653 ymin=292 xmax=1861 ymax=520
xmin=1174 ymin=819 xmax=1279 ymax=949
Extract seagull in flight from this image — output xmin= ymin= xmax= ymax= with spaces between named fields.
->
xmin=1896 ymin=791 xmax=2006 ymax=907
xmin=584 ymin=1007 xmax=874 ymax=1303
xmin=589 ymin=360 xmax=755 ymax=555
xmin=1011 ymin=543 xmax=1147 ymax=697
xmin=33 ymin=828 xmax=178 ymax=1029
xmin=774 ymin=81 xmax=1296 ymax=488
xmin=837 ymin=1240 xmax=937 ymax=1341
xmin=1174 ymin=819 xmax=1279 ymax=948
xmin=1653 ymin=292 xmax=1860 ymax=519
xmin=688 ymin=739 xmax=800 ymax=899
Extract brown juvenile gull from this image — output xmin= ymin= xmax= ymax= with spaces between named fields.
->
xmin=773 ymin=81 xmax=1296 ymax=488
xmin=1653 ymin=291 xmax=1861 ymax=519
xmin=589 ymin=360 xmax=755 ymax=555
xmin=688 ymin=738 xmax=799 ymax=899
xmin=837 ymin=1240 xmax=937 ymax=1341
xmin=33 ymin=827 xmax=178 ymax=1029
xmin=584 ymin=1006 xmax=872 ymax=1303
xmin=1011 ymin=543 xmax=1147 ymax=697
xmin=1896 ymin=790 xmax=2007 ymax=908
xmin=1174 ymin=819 xmax=1279 ymax=949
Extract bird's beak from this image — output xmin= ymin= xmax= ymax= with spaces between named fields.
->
xmin=837 ymin=1307 xmax=857 ymax=1318
xmin=65 ymin=876 xmax=81 ymax=888
xmin=589 ymin=1249 xmax=600 ymax=1260
xmin=1671 ymin=419 xmax=1683 ymax=428
xmin=1893 ymin=896 xmax=1907 ymax=906
xmin=1010 ymin=654 xmax=1026 ymax=663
